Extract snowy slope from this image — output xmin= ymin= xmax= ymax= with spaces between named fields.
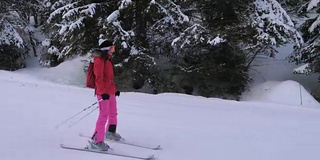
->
xmin=1 ymin=61 xmax=320 ymax=160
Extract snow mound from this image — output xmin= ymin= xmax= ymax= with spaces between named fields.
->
xmin=242 ymin=80 xmax=320 ymax=108
xmin=15 ymin=57 xmax=86 ymax=87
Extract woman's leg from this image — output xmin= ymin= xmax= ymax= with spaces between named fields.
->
xmin=92 ymin=95 xmax=109 ymax=143
xmin=106 ymin=95 xmax=118 ymax=132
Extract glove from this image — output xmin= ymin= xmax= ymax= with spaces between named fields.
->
xmin=115 ymin=91 xmax=120 ymax=97
xmin=101 ymin=94 xmax=110 ymax=100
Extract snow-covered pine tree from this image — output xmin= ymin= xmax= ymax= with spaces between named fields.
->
xmin=288 ymin=0 xmax=320 ymax=75
xmin=166 ymin=0 xmax=252 ymax=98
xmin=169 ymin=0 xmax=303 ymax=98
xmin=45 ymin=0 xmax=118 ymax=67
xmin=101 ymin=0 xmax=157 ymax=91
xmin=43 ymin=0 xmax=305 ymax=98
xmin=162 ymin=1 xmax=249 ymax=98
xmin=249 ymin=0 xmax=303 ymax=57
xmin=0 ymin=0 xmax=51 ymax=70
xmin=101 ymin=0 xmax=192 ymax=93
xmin=15 ymin=0 xmax=51 ymax=58
xmin=0 ymin=0 xmax=32 ymax=70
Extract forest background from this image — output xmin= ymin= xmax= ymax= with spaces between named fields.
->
xmin=1 ymin=0 xmax=320 ymax=100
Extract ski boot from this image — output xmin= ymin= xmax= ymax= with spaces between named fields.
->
xmin=88 ymin=140 xmax=110 ymax=151
xmin=105 ymin=131 xmax=122 ymax=141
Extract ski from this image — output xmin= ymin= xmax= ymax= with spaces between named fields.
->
xmin=60 ymin=144 xmax=154 ymax=160
xmin=79 ymin=133 xmax=161 ymax=150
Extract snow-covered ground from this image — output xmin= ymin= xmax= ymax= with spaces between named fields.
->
xmin=1 ymin=55 xmax=320 ymax=160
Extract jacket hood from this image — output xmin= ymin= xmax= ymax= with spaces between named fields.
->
xmin=89 ymin=48 xmax=112 ymax=60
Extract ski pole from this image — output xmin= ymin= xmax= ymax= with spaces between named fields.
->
xmin=55 ymin=100 xmax=102 ymax=129
xmin=68 ymin=106 xmax=98 ymax=128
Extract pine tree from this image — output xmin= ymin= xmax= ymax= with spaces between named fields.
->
xmin=172 ymin=0 xmax=303 ymax=98
xmin=0 ymin=0 xmax=29 ymax=70
xmin=45 ymin=0 xmax=116 ymax=67
xmin=288 ymin=0 xmax=320 ymax=75
xmin=0 ymin=0 xmax=51 ymax=70
xmin=162 ymin=0 xmax=252 ymax=98
xmin=101 ymin=0 xmax=192 ymax=92
xmin=44 ymin=0 xmax=305 ymax=98
xmin=107 ymin=0 xmax=156 ymax=90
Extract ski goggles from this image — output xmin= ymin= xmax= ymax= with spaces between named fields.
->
xmin=100 ymin=45 xmax=115 ymax=52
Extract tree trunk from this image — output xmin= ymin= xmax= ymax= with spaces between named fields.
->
xmin=29 ymin=31 xmax=37 ymax=57
xmin=134 ymin=1 xmax=148 ymax=48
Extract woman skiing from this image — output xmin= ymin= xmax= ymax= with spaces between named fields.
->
xmin=90 ymin=35 xmax=121 ymax=151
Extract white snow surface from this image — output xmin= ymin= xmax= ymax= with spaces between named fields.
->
xmin=0 ymin=22 xmax=24 ymax=48
xmin=1 ymin=58 xmax=320 ymax=160
xmin=207 ymin=36 xmax=225 ymax=45
xmin=307 ymin=0 xmax=320 ymax=11
xmin=293 ymin=64 xmax=312 ymax=75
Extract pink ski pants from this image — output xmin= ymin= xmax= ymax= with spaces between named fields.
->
xmin=92 ymin=95 xmax=117 ymax=143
